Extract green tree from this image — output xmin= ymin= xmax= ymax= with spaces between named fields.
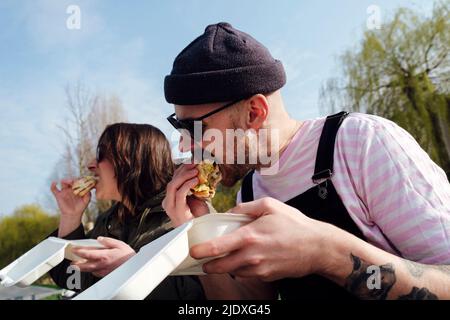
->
xmin=213 ymin=182 xmax=242 ymax=213
xmin=0 ymin=204 xmax=59 ymax=269
xmin=320 ymin=1 xmax=450 ymax=176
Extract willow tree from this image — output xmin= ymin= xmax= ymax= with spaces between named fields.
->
xmin=320 ymin=1 xmax=450 ymax=176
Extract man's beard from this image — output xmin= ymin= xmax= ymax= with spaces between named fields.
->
xmin=218 ymin=163 xmax=256 ymax=187
xmin=217 ymin=141 xmax=258 ymax=187
xmin=202 ymin=120 xmax=260 ymax=187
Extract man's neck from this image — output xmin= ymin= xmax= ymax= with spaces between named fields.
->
xmin=256 ymin=117 xmax=303 ymax=171
xmin=278 ymin=119 xmax=303 ymax=156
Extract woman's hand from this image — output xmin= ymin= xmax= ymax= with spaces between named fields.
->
xmin=51 ymin=179 xmax=91 ymax=237
xmin=71 ymin=237 xmax=136 ymax=278
xmin=162 ymin=164 xmax=210 ymax=227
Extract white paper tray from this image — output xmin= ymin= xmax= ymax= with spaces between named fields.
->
xmin=74 ymin=213 xmax=252 ymax=300
xmin=73 ymin=221 xmax=193 ymax=300
xmin=0 ymin=238 xmax=103 ymax=288
xmin=171 ymin=213 xmax=253 ymax=275
xmin=0 ymin=213 xmax=252 ymax=299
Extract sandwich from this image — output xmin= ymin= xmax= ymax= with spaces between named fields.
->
xmin=191 ymin=161 xmax=222 ymax=200
xmin=72 ymin=176 xmax=97 ymax=197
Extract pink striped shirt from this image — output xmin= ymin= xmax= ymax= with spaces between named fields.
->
xmin=237 ymin=113 xmax=450 ymax=264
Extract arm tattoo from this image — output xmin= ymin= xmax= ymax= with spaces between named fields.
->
xmin=398 ymin=287 xmax=438 ymax=300
xmin=345 ymin=254 xmax=440 ymax=300
xmin=403 ymin=260 xmax=425 ymax=278
xmin=403 ymin=259 xmax=450 ymax=278
xmin=345 ymin=254 xmax=396 ymax=300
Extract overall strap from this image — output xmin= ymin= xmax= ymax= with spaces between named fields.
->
xmin=241 ymin=111 xmax=350 ymax=203
xmin=312 ymin=111 xmax=349 ymax=183
xmin=241 ymin=169 xmax=255 ymax=203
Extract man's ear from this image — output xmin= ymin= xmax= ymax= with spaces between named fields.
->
xmin=245 ymin=94 xmax=269 ymax=130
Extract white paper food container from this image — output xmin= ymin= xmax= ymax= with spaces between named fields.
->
xmin=0 ymin=238 xmax=103 ymax=288
xmin=74 ymin=221 xmax=193 ymax=300
xmin=0 ymin=213 xmax=252 ymax=299
xmin=75 ymin=213 xmax=252 ymax=300
xmin=171 ymin=213 xmax=253 ymax=275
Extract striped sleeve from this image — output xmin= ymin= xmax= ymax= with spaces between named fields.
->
xmin=356 ymin=116 xmax=450 ymax=264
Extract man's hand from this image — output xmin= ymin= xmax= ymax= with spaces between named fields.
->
xmin=162 ymin=164 xmax=210 ymax=227
xmin=190 ymin=197 xmax=329 ymax=282
xmin=191 ymin=198 xmax=450 ymax=300
xmin=71 ymin=237 xmax=136 ymax=278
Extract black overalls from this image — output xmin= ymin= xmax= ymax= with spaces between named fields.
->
xmin=241 ymin=112 xmax=365 ymax=300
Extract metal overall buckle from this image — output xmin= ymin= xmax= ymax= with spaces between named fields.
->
xmin=312 ymin=169 xmax=333 ymax=200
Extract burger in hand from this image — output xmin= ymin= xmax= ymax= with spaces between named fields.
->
xmin=190 ymin=162 xmax=222 ymax=200
xmin=72 ymin=176 xmax=98 ymax=197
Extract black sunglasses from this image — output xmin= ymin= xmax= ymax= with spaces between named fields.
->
xmin=167 ymin=99 xmax=241 ymax=139
xmin=96 ymin=145 xmax=105 ymax=162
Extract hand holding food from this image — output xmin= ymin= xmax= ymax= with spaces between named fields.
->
xmin=190 ymin=197 xmax=326 ymax=282
xmin=163 ymin=162 xmax=217 ymax=227
xmin=51 ymin=178 xmax=93 ymax=237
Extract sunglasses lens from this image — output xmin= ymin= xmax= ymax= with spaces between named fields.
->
xmin=168 ymin=116 xmax=179 ymax=129
xmin=96 ymin=142 xmax=110 ymax=162
xmin=167 ymin=115 xmax=205 ymax=141
xmin=96 ymin=147 xmax=103 ymax=162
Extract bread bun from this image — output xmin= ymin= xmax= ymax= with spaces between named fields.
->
xmin=72 ymin=176 xmax=97 ymax=197
xmin=191 ymin=162 xmax=222 ymax=200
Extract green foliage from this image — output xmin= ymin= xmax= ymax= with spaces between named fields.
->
xmin=212 ymin=181 xmax=242 ymax=213
xmin=320 ymin=1 xmax=450 ymax=176
xmin=0 ymin=204 xmax=59 ymax=269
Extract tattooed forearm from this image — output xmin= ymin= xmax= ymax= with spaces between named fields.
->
xmin=345 ymin=254 xmax=440 ymax=300
xmin=403 ymin=260 xmax=425 ymax=278
xmin=435 ymin=265 xmax=450 ymax=276
xmin=403 ymin=259 xmax=450 ymax=278
xmin=397 ymin=287 xmax=438 ymax=300
xmin=344 ymin=254 xmax=396 ymax=300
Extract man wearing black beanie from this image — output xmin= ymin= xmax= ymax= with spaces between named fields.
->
xmin=162 ymin=23 xmax=450 ymax=300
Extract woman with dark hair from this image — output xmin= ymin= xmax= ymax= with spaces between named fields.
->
xmin=49 ymin=123 xmax=204 ymax=300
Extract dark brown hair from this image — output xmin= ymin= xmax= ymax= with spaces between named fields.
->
xmin=96 ymin=123 xmax=174 ymax=217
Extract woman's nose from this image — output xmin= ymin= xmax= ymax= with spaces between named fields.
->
xmin=87 ymin=159 xmax=97 ymax=172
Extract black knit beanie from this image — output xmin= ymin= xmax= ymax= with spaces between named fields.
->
xmin=164 ymin=22 xmax=286 ymax=105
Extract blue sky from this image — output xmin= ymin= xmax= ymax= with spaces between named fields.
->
xmin=0 ymin=0 xmax=435 ymax=216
